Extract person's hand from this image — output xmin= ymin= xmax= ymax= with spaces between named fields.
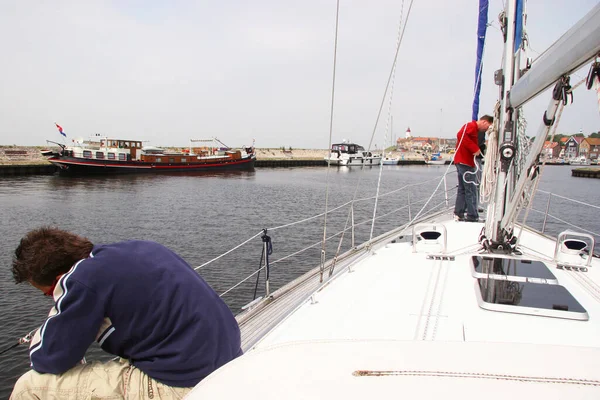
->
xmin=474 ymin=150 xmax=481 ymax=156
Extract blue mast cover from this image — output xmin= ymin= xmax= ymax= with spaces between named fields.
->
xmin=514 ymin=0 xmax=524 ymax=54
xmin=472 ymin=0 xmax=489 ymax=122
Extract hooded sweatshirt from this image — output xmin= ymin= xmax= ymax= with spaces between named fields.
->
xmin=28 ymin=240 xmax=242 ymax=387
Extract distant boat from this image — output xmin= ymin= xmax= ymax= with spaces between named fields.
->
xmin=43 ymin=137 xmax=256 ymax=175
xmin=569 ymin=156 xmax=590 ymax=165
xmin=325 ymin=141 xmax=382 ymax=166
xmin=425 ymin=152 xmax=446 ymax=165
xmin=425 ymin=159 xmax=445 ymax=165
xmin=382 ymin=153 xmax=399 ymax=165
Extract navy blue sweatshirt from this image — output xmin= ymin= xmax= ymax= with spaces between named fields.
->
xmin=28 ymin=240 xmax=242 ymax=387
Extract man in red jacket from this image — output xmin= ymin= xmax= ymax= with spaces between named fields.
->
xmin=453 ymin=115 xmax=493 ymax=222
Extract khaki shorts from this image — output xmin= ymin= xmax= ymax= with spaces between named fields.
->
xmin=10 ymin=359 xmax=192 ymax=400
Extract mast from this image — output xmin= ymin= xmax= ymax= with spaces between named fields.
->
xmin=489 ymin=1 xmax=600 ymax=250
xmin=499 ymin=3 xmax=600 ymax=230
xmin=487 ymin=0 xmax=520 ymax=251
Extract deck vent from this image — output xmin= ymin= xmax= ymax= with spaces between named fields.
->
xmin=412 ymin=224 xmax=447 ymax=254
xmin=562 ymin=239 xmax=587 ymax=252
xmin=420 ymin=231 xmax=442 ymax=240
xmin=554 ymin=231 xmax=594 ymax=270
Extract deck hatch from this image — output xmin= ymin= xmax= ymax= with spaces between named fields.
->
xmin=471 ymin=256 xmax=557 ymax=283
xmin=476 ymin=278 xmax=588 ymax=320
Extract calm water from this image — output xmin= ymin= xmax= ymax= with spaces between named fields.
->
xmin=0 ymin=165 xmax=597 ymax=397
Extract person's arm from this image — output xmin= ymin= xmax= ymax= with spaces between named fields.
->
xmin=29 ymin=276 xmax=104 ymax=374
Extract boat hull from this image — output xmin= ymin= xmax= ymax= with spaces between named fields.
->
xmin=325 ymin=157 xmax=382 ymax=166
xmin=48 ymin=155 xmax=256 ymax=175
xmin=425 ymin=160 xmax=446 ymax=165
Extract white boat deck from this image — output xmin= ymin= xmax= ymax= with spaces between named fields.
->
xmin=253 ymin=213 xmax=600 ymax=348
xmin=189 ymin=212 xmax=600 ymax=399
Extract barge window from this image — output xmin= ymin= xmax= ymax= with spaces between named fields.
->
xmin=118 ymin=153 xmax=127 ymax=161
xmin=95 ymin=152 xmax=104 ymax=159
xmin=108 ymin=153 xmax=115 ymax=160
xmin=83 ymin=150 xmax=92 ymax=158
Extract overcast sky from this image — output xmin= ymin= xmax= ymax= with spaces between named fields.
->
xmin=0 ymin=0 xmax=598 ymax=149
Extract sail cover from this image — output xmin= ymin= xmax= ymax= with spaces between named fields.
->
xmin=514 ymin=0 xmax=524 ymax=54
xmin=471 ymin=0 xmax=489 ymax=121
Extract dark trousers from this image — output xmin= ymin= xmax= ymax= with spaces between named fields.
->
xmin=454 ymin=163 xmax=478 ymax=220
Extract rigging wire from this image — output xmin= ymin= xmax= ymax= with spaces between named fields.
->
xmin=0 ymin=329 xmax=36 ymax=357
xmin=419 ymin=4 xmax=491 ymax=221
xmin=216 ymin=175 xmax=452 ymax=298
xmin=327 ymin=0 xmax=416 ymax=278
xmin=513 ymin=77 xmax=588 ymax=247
xmin=320 ymin=0 xmax=341 ymax=282
xmin=194 ymin=231 xmax=263 ymax=270
xmin=0 ymin=342 xmax=20 ymax=356
xmin=370 ymin=0 xmax=405 ymax=243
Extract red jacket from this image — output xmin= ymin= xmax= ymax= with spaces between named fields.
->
xmin=454 ymin=121 xmax=480 ymax=167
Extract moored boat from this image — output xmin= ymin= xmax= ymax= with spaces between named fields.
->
xmin=569 ymin=156 xmax=590 ymax=165
xmin=325 ymin=141 xmax=382 ymax=166
xmin=425 ymin=152 xmax=446 ymax=165
xmin=44 ymin=137 xmax=256 ymax=175
xmin=382 ymin=153 xmax=399 ymax=165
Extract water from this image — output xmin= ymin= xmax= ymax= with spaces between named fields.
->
xmin=0 ymin=165 xmax=597 ymax=397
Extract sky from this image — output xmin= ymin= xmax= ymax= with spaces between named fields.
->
xmin=0 ymin=0 xmax=599 ymax=149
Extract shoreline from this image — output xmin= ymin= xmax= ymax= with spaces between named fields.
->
xmin=0 ymin=146 xmax=593 ymax=177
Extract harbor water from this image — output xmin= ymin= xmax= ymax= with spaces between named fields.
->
xmin=0 ymin=165 xmax=598 ymax=397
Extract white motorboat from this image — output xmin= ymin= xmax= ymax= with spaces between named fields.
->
xmin=325 ymin=141 xmax=382 ymax=166
xmin=185 ymin=1 xmax=600 ymax=398
xmin=569 ymin=156 xmax=590 ymax=165
xmin=382 ymin=153 xmax=399 ymax=165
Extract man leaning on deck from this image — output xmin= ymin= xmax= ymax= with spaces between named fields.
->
xmin=10 ymin=227 xmax=242 ymax=399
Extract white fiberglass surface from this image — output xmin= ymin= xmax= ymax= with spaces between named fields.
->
xmin=190 ymin=341 xmax=600 ymax=399
xmin=253 ymin=213 xmax=600 ymax=350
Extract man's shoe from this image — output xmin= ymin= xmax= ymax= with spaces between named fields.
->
xmin=454 ymin=214 xmax=465 ymax=222
xmin=478 ymin=207 xmax=484 ymax=213
xmin=464 ymin=216 xmax=479 ymax=222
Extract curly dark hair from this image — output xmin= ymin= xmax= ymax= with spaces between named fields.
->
xmin=12 ymin=227 xmax=94 ymax=285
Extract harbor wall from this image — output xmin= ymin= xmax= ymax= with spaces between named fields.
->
xmin=1 ymin=146 xmax=589 ymax=176
xmin=571 ymin=168 xmax=600 ymax=178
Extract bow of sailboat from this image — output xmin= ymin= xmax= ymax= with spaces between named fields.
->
xmin=184 ymin=0 xmax=600 ymax=398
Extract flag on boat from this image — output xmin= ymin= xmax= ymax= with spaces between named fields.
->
xmin=55 ymin=123 xmax=66 ymax=137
